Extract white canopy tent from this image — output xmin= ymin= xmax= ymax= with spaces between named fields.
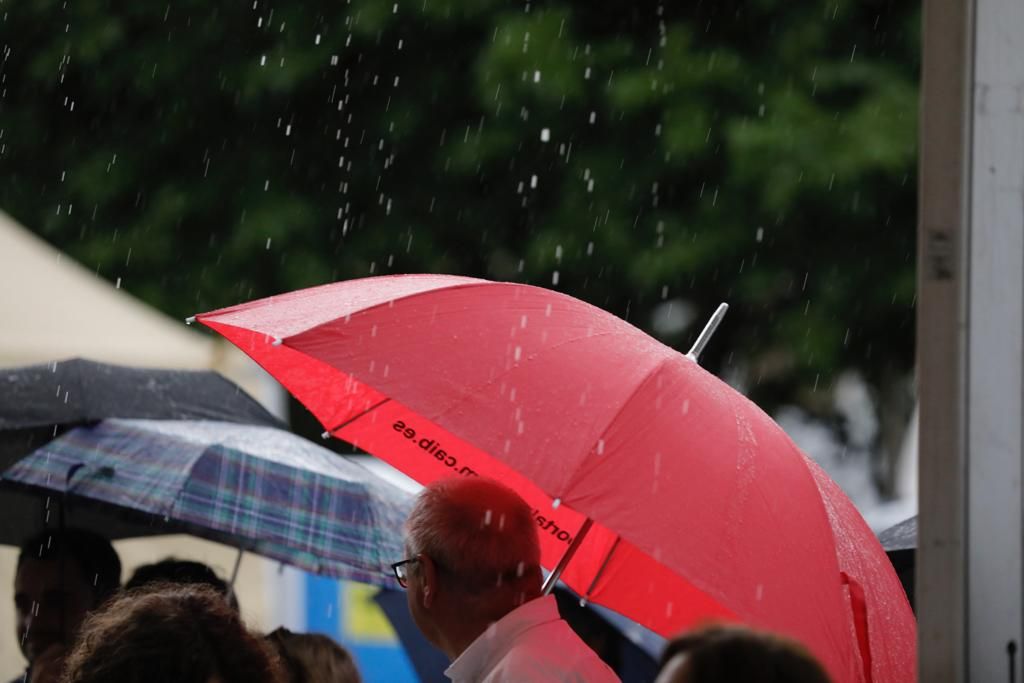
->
xmin=0 ymin=210 xmax=285 ymax=416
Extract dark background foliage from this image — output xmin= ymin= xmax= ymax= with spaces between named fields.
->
xmin=0 ymin=0 xmax=919 ymax=495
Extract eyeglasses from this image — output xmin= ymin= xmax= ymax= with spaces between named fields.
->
xmin=391 ymin=557 xmax=420 ymax=588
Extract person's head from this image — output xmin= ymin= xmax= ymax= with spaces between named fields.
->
xmin=126 ymin=557 xmax=238 ymax=611
xmin=399 ymin=477 xmax=542 ymax=655
xmin=265 ymin=627 xmax=361 ymax=683
xmin=14 ymin=528 xmax=121 ymax=664
xmin=654 ymin=624 xmax=833 ymax=683
xmin=60 ymin=584 xmax=284 ymax=683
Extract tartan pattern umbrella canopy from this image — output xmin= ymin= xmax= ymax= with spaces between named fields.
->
xmin=2 ymin=419 xmax=411 ymax=585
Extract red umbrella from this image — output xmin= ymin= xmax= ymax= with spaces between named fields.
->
xmin=194 ymin=275 xmax=915 ymax=683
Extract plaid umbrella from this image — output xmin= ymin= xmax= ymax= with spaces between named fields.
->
xmin=0 ymin=358 xmax=286 ymax=546
xmin=2 ymin=418 xmax=412 ymax=586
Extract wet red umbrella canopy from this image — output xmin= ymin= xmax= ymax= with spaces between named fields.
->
xmin=195 ymin=274 xmax=915 ymax=683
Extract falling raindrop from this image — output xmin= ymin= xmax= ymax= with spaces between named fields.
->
xmin=540 ymin=128 xmax=551 ymax=142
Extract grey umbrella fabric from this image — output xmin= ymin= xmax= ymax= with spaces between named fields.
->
xmin=4 ymin=419 xmax=411 ymax=585
xmin=0 ymin=358 xmax=283 ymax=430
xmin=878 ymin=515 xmax=916 ymax=553
xmin=877 ymin=515 xmax=916 ymax=612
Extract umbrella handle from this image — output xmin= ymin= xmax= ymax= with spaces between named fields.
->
xmin=686 ymin=303 xmax=729 ymax=363
xmin=541 ymin=518 xmax=593 ymax=595
xmin=226 ymin=547 xmax=244 ymax=606
xmin=229 ymin=547 xmax=244 ymax=587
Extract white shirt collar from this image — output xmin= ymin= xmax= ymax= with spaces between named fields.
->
xmin=444 ymin=595 xmax=560 ymax=681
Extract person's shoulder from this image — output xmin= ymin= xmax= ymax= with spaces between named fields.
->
xmin=488 ymin=656 xmax=620 ymax=683
xmin=494 ymin=623 xmax=620 ymax=682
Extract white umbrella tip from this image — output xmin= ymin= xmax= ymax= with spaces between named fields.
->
xmin=686 ymin=302 xmax=729 ymax=363
xmin=272 ymin=337 xmax=284 ymax=346
xmin=185 ymin=316 xmax=196 ymax=325
xmin=320 ymin=430 xmax=331 ymax=440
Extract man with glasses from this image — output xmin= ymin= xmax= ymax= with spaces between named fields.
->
xmin=393 ymin=476 xmax=619 ymax=682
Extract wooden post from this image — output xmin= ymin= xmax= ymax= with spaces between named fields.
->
xmin=918 ymin=0 xmax=1024 ymax=678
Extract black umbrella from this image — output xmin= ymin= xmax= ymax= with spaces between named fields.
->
xmin=878 ymin=515 xmax=916 ymax=554
xmin=0 ymin=357 xmax=285 ymax=545
xmin=0 ymin=357 xmax=282 ymax=431
xmin=878 ymin=515 xmax=916 ymax=611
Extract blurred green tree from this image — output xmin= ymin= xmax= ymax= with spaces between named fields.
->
xmin=0 ymin=0 xmax=919 ymax=495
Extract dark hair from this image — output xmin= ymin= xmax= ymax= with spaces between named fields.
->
xmin=659 ymin=624 xmax=833 ymax=683
xmin=61 ymin=584 xmax=284 ymax=683
xmin=17 ymin=528 xmax=121 ymax=604
xmin=266 ymin=628 xmax=362 ymax=683
xmin=126 ymin=558 xmax=238 ymax=610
